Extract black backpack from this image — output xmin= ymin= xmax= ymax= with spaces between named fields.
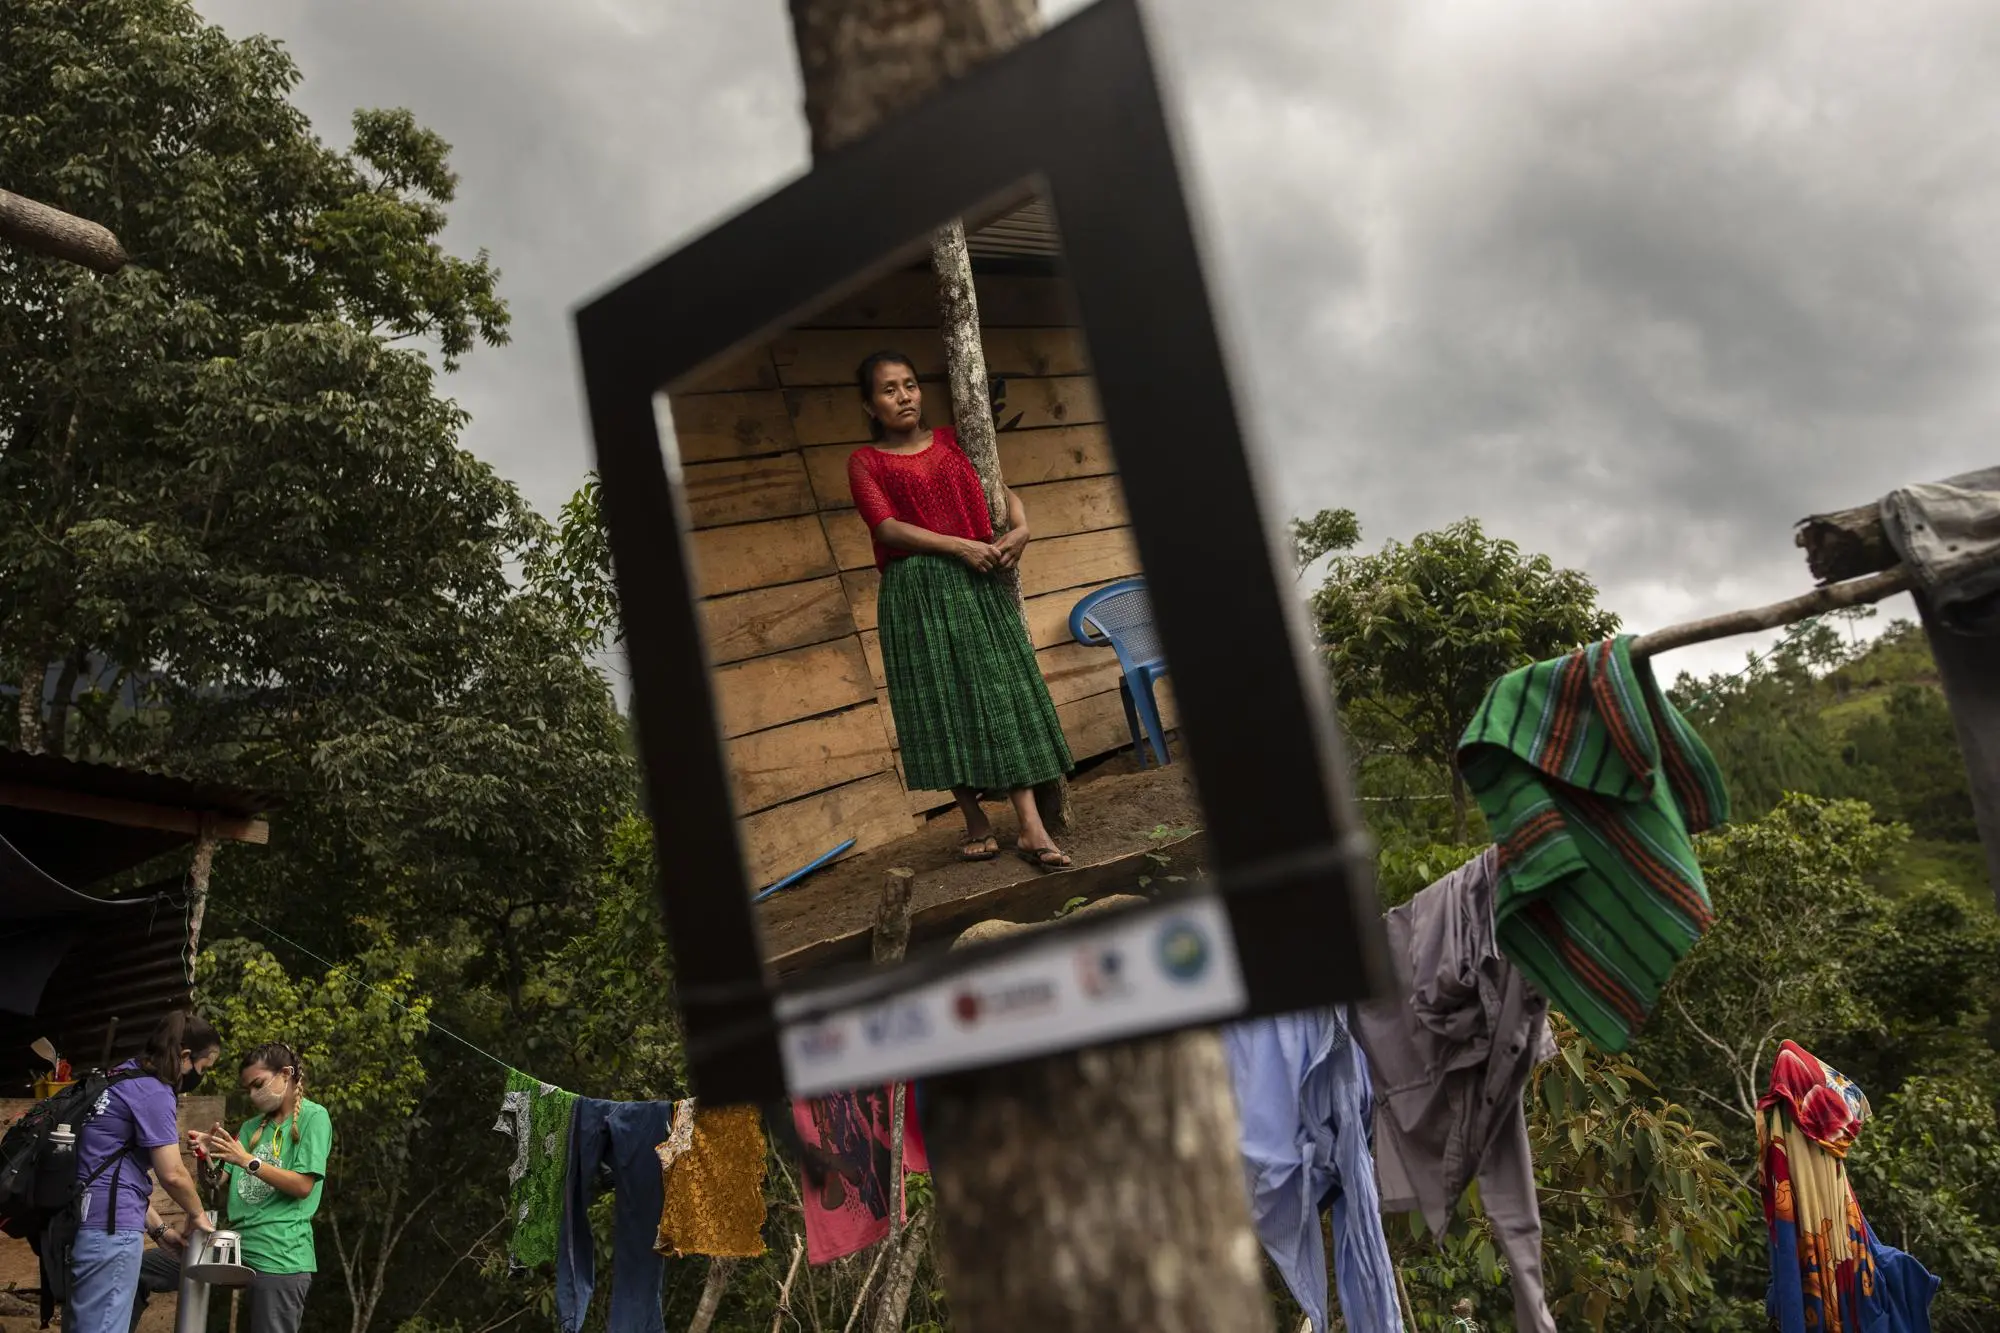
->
xmin=0 ymin=1067 xmax=152 ymax=1325
xmin=0 ymin=1066 xmax=146 ymax=1242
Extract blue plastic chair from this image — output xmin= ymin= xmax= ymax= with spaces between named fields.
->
xmin=1069 ymin=578 xmax=1171 ymax=766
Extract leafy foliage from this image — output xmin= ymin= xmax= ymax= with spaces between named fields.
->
xmin=1399 ymin=1020 xmax=1755 ymax=1332
xmin=1307 ymin=518 xmax=1619 ymax=835
xmin=1289 ymin=506 xmax=1361 ymax=574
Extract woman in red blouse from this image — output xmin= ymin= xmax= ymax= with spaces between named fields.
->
xmin=847 ymin=351 xmax=1074 ymax=868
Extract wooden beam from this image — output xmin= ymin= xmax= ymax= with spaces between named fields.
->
xmin=0 ymin=783 xmax=269 ymax=844
xmin=0 ymin=189 xmax=128 ymax=274
xmin=765 ymin=829 xmax=1205 ymax=978
xmin=1795 ymin=501 xmax=1895 ymax=584
xmin=1629 ymin=567 xmax=1914 ymax=661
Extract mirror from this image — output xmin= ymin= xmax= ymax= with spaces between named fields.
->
xmin=657 ymin=186 xmax=1212 ymax=985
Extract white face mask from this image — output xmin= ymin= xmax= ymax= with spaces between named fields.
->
xmin=248 ymin=1073 xmax=288 ymax=1114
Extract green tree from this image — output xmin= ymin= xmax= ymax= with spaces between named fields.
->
xmin=1307 ymin=518 xmax=1619 ymax=836
xmin=1847 ymin=1073 xmax=2000 ymax=1332
xmin=1 ymin=0 xmax=510 ymax=759
xmin=1637 ymin=795 xmax=1900 ymax=1128
xmin=1395 ymin=1019 xmax=1755 ymax=1332
xmin=198 ymin=929 xmax=442 ymax=1333
xmin=4 ymin=10 xmax=638 ymax=1333
xmin=1843 ymin=684 xmax=1979 ymax=842
xmin=1289 ymin=506 xmax=1361 ymax=574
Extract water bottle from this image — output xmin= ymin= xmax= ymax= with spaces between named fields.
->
xmin=34 ymin=1124 xmax=75 ymax=1209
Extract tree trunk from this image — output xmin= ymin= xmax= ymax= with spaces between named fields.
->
xmin=783 ymin=6 xmax=1264 ymax=1330
xmin=0 ymin=189 xmax=128 ymax=273
xmin=1450 ymin=768 xmax=1469 ymax=842
xmin=929 ymin=222 xmax=1071 ymax=832
xmin=867 ymin=1210 xmax=935 ymax=1333
xmin=689 ymin=1257 xmax=735 ymax=1333
xmin=922 ymin=1033 xmax=1269 ymax=1332
xmin=15 ymin=665 xmax=42 ymax=755
xmin=43 ymin=651 xmax=81 ymax=757
xmin=786 ymin=2 xmax=1040 ymax=159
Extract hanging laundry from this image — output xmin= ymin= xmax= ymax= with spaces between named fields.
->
xmin=1879 ymin=466 xmax=2000 ymax=909
xmin=1352 ymin=848 xmax=1560 ymax=1333
xmin=493 ymin=1069 xmax=578 ymax=1270
xmin=792 ymin=1085 xmax=929 ymax=1264
xmin=1760 ymin=1041 xmax=1938 ymax=1332
xmin=655 ymin=1099 xmax=769 ymax=1259
xmin=1222 ymin=1007 xmax=1401 ymax=1333
xmin=557 ymin=1099 xmax=675 ymax=1333
xmin=1458 ymin=635 xmax=1730 ymax=1052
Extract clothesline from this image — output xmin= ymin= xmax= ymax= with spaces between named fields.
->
xmin=217 ymin=903 xmax=526 ymax=1079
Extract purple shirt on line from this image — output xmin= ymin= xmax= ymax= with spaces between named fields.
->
xmin=75 ymin=1061 xmax=179 ymax=1232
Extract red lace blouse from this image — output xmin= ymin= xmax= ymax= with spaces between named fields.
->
xmin=845 ymin=427 xmax=995 ymax=571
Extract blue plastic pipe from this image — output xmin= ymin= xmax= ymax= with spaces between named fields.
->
xmin=753 ymin=838 xmax=857 ymax=902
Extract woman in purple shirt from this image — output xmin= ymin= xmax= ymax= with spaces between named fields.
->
xmin=67 ymin=1011 xmax=220 ymax=1333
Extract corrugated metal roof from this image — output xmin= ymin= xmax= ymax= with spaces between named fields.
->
xmin=0 ymin=749 xmax=280 ymax=885
xmin=0 ymin=750 xmax=280 ymax=820
xmin=0 ymin=887 xmax=188 ymax=1082
xmin=967 ymin=197 xmax=1062 ymax=260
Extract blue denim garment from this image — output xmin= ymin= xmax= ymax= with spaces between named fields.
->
xmin=1223 ymin=1007 xmax=1401 ymax=1333
xmin=557 ymin=1099 xmax=674 ymax=1333
xmin=67 ymin=1224 xmax=144 ymax=1333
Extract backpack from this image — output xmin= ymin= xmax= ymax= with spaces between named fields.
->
xmin=0 ymin=1065 xmax=146 ymax=1242
xmin=0 ymin=1067 xmax=149 ymax=1326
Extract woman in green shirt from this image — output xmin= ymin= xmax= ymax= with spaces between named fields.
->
xmin=184 ymin=1043 xmax=333 ymax=1333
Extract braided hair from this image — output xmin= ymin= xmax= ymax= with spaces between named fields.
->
xmin=239 ymin=1042 xmax=307 ymax=1165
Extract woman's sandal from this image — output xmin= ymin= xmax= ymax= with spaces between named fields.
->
xmin=960 ymin=834 xmax=1000 ymax=862
xmin=1014 ymin=843 xmax=1073 ymax=872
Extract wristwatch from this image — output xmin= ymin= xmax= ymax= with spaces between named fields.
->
xmin=148 ymin=1224 xmax=166 ymax=1242
xmin=246 ymin=1158 xmax=263 ymax=1174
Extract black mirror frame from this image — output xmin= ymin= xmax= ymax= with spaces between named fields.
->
xmin=574 ymin=0 xmax=1390 ymax=1104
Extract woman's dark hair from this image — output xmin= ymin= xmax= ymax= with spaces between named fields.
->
xmin=141 ymin=1010 xmax=220 ymax=1086
xmin=241 ymin=1041 xmax=309 ymax=1156
xmin=855 ymin=350 xmax=919 ymax=441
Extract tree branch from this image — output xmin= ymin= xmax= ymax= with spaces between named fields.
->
xmin=1629 ymin=568 xmax=1913 ymax=660
xmin=0 ymin=189 xmax=128 ymax=272
xmin=767 ymin=1237 xmax=806 ymax=1333
xmin=839 ymin=1242 xmax=890 ymax=1333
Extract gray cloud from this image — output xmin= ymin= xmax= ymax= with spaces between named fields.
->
xmin=193 ymin=0 xmax=2000 ymax=679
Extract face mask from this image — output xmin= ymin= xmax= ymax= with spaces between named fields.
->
xmin=248 ymin=1076 xmax=287 ymax=1114
xmin=179 ymin=1069 xmax=204 ymax=1094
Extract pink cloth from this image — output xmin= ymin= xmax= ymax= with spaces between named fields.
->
xmin=792 ymin=1085 xmax=930 ymax=1264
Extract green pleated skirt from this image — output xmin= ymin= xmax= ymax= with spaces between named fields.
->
xmin=878 ymin=554 xmax=1074 ymax=793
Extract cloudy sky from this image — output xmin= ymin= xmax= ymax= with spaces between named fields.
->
xmin=190 ymin=0 xmax=2000 ymax=682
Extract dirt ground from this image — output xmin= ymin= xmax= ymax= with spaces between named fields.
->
xmin=756 ymin=752 xmax=1204 ymax=958
xmin=0 ymin=1233 xmax=177 ymax=1333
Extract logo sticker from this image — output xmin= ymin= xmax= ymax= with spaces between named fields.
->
xmin=950 ymin=978 xmax=1057 ymax=1027
xmin=1076 ymin=945 xmax=1132 ymax=999
xmin=796 ymin=1024 xmax=846 ymax=1061
xmin=861 ymin=1000 xmax=930 ymax=1047
xmin=1155 ymin=918 xmax=1210 ymax=983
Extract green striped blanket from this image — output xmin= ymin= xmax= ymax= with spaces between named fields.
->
xmin=1457 ymin=635 xmax=1729 ymax=1052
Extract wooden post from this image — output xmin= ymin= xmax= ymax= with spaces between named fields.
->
xmin=186 ymin=818 xmax=220 ymax=961
xmin=779 ymin=8 xmax=1270 ymax=1329
xmin=1795 ymin=501 xmax=1897 ymax=584
xmin=0 ymin=189 xmax=128 ymax=273
xmin=930 ymin=220 xmax=1072 ymax=832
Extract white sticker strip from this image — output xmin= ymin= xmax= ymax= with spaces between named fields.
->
xmin=775 ymin=895 xmax=1246 ymax=1098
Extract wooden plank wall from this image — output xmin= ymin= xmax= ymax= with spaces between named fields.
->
xmin=669 ymin=269 xmax=1177 ymax=889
